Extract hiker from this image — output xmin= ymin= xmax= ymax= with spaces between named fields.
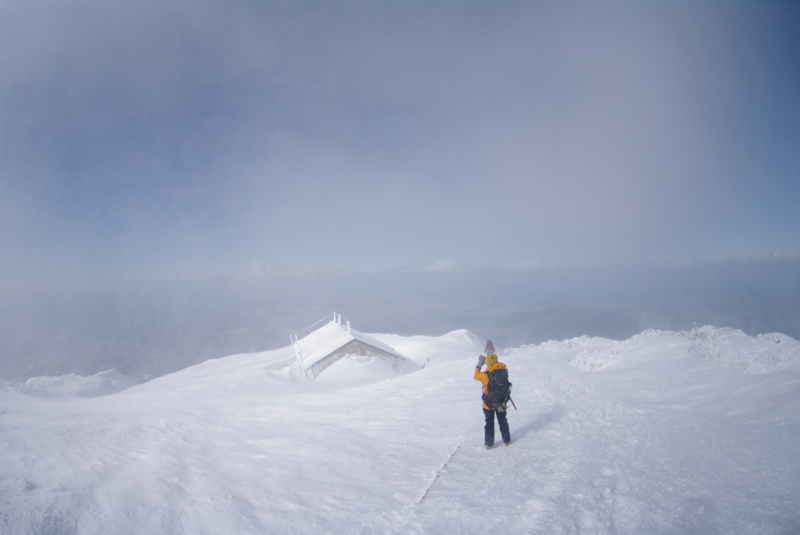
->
xmin=474 ymin=351 xmax=511 ymax=449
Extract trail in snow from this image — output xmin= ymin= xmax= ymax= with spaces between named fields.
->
xmin=412 ymin=330 xmax=800 ymax=534
xmin=1 ymin=327 xmax=799 ymax=534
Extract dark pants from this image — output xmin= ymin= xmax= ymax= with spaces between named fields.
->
xmin=483 ymin=407 xmax=510 ymax=446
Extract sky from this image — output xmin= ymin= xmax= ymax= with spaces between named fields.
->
xmin=1 ymin=1 xmax=799 ymax=285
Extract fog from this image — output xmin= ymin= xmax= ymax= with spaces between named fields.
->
xmin=2 ymin=3 xmax=799 ymax=284
xmin=1 ymin=3 xmax=799 ymax=382
xmin=2 ymin=257 xmax=798 ymax=382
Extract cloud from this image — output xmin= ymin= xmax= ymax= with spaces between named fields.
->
xmin=418 ymin=260 xmax=465 ymax=274
xmin=0 ymin=2 xmax=798 ymax=285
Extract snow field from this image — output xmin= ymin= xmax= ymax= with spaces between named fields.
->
xmin=1 ymin=327 xmax=799 ymax=534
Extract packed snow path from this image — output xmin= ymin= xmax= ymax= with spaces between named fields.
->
xmin=1 ymin=328 xmax=799 ymax=534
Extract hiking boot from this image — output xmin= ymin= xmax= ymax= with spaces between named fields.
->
xmin=504 ymin=441 xmax=511 ymax=446
xmin=485 ymin=445 xmax=492 ymax=450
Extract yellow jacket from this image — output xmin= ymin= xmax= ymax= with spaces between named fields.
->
xmin=474 ymin=362 xmax=508 ymax=410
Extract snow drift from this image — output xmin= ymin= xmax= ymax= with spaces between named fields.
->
xmin=13 ymin=369 xmax=137 ymax=398
xmin=1 ymin=326 xmax=799 ymax=534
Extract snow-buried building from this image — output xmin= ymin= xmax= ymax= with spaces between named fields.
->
xmin=291 ymin=313 xmax=411 ymax=381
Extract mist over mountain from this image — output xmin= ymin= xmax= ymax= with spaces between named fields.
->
xmin=1 ymin=257 xmax=798 ymax=382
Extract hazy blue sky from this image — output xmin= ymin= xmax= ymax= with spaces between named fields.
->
xmin=2 ymin=1 xmax=799 ymax=284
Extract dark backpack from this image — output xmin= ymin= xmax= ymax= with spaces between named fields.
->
xmin=483 ymin=368 xmax=512 ymax=410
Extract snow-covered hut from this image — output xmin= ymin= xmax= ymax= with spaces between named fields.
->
xmin=291 ymin=313 xmax=410 ymax=381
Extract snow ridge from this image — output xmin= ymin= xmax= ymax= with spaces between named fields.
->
xmin=19 ymin=369 xmax=137 ymax=398
xmin=509 ymin=326 xmax=800 ymax=374
xmin=684 ymin=326 xmax=800 ymax=374
xmin=1 ymin=326 xmax=799 ymax=534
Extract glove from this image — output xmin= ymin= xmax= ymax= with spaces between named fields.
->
xmin=476 ymin=355 xmax=486 ymax=368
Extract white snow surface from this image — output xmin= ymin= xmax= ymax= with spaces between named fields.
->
xmin=19 ymin=369 xmax=137 ymax=398
xmin=1 ymin=326 xmax=799 ymax=534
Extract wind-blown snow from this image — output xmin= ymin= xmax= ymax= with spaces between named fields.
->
xmin=18 ymin=369 xmax=137 ymax=398
xmin=1 ymin=326 xmax=799 ymax=534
